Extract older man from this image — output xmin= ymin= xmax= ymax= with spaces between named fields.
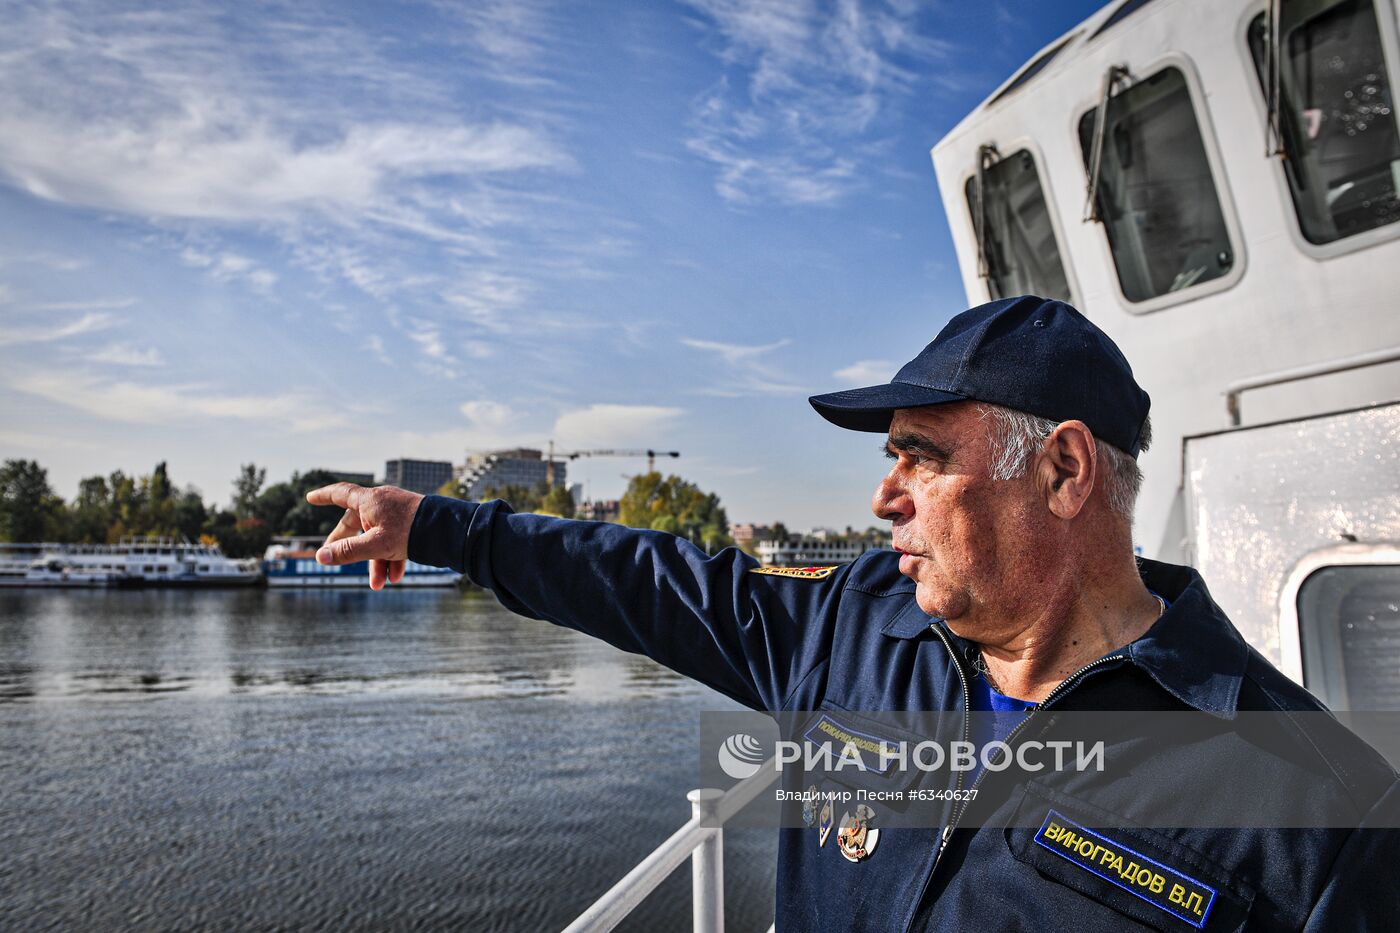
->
xmin=309 ymin=296 xmax=1398 ymax=931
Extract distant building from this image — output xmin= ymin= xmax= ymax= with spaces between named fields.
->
xmin=729 ymin=523 xmax=771 ymax=550
xmin=456 ymin=448 xmax=566 ymax=499
xmin=322 ymin=470 xmax=375 ymax=487
xmin=755 ymin=527 xmax=891 ymax=567
xmin=384 ymin=459 xmax=454 ymax=496
xmin=577 ymin=499 xmax=620 ymax=523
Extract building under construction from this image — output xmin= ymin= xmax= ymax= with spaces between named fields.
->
xmin=455 ymin=448 xmax=564 ymax=500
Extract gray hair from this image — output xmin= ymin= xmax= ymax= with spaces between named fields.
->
xmin=975 ymin=404 xmax=1151 ymax=520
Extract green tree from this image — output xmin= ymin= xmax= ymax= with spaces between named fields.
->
xmin=69 ymin=475 xmax=113 ymax=543
xmin=539 ymin=485 xmax=576 ymax=518
xmin=107 ymin=470 xmax=141 ymax=541
xmin=203 ymin=508 xmax=271 ymax=558
xmin=0 ymin=459 xmax=65 ymax=542
xmin=618 ymin=472 xmax=733 ymax=553
xmin=173 ymin=489 xmax=208 ymax=541
xmin=137 ymin=461 xmax=177 ymax=536
xmin=480 ymin=482 xmax=547 ymax=512
xmin=253 ymin=481 xmax=298 ymax=530
xmin=203 ymin=508 xmax=238 ymax=552
xmin=231 ymin=464 xmax=266 ymax=519
xmin=279 ymin=470 xmax=344 ymax=536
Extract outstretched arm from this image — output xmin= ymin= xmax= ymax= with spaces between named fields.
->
xmin=305 ymin=485 xmax=847 ymax=710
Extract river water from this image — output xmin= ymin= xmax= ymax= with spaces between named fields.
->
xmin=0 ymin=588 xmax=777 ymax=931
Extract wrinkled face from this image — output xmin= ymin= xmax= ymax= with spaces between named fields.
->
xmin=872 ymin=403 xmax=1046 ymax=628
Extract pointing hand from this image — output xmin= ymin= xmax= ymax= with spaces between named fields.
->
xmin=304 ymin=483 xmax=424 ymax=590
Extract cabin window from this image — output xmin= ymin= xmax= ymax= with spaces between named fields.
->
xmin=1090 ymin=0 xmax=1162 ymax=41
xmin=988 ymin=34 xmax=1078 ymax=105
xmin=1248 ymin=0 xmax=1400 ymax=244
xmin=964 ymin=149 xmax=1073 ymax=302
xmin=1078 ymin=67 xmax=1235 ymax=302
xmin=1298 ymin=564 xmax=1400 ymax=709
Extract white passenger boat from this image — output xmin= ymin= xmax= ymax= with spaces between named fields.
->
xmin=26 ymin=538 xmax=263 ymax=587
xmin=0 ymin=550 xmax=129 ymax=588
xmin=262 ymin=536 xmax=461 ymax=588
xmin=0 ymin=543 xmax=48 ymax=583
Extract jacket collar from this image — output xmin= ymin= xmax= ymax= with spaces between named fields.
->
xmin=1127 ymin=558 xmax=1248 ymax=719
xmin=879 ymin=558 xmax=1248 ymax=719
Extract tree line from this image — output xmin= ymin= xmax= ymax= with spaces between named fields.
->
xmin=2 ymin=459 xmax=736 ymax=558
xmin=0 ymin=459 xmax=349 ymax=558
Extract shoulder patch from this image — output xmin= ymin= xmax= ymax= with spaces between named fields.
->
xmin=749 ymin=565 xmax=838 ymax=580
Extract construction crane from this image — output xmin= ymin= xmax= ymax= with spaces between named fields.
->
xmin=544 ymin=442 xmax=680 ymax=486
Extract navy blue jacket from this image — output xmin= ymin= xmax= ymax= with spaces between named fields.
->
xmin=409 ymin=496 xmax=1400 ymax=932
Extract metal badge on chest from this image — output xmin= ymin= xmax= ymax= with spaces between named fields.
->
xmin=836 ymin=804 xmax=878 ymax=862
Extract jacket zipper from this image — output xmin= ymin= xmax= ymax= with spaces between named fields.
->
xmin=927 ymin=622 xmax=972 ymax=873
xmin=926 ymin=627 xmax=1126 ymax=877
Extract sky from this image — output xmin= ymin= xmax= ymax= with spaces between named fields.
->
xmin=0 ymin=0 xmax=1106 ymax=531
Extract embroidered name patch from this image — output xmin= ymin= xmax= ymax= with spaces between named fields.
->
xmin=802 ymin=714 xmax=896 ymax=773
xmin=749 ymin=565 xmax=837 ymax=580
xmin=1034 ymin=811 xmax=1218 ymax=928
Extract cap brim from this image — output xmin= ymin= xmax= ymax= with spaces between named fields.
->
xmin=809 ymin=383 xmax=967 ymax=433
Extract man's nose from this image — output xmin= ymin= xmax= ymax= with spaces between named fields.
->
xmin=872 ymin=471 xmax=912 ymax=522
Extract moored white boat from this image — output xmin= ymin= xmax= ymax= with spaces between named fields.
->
xmin=0 ymin=556 xmax=129 ymax=588
xmin=18 ymin=538 xmax=263 ymax=587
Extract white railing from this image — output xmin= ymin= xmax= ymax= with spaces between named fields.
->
xmin=562 ymin=758 xmax=780 ymax=933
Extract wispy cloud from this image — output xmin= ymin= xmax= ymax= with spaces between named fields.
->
xmin=15 ymin=297 xmax=137 ymax=312
xmin=406 ymin=321 xmax=457 ymax=374
xmin=681 ymin=336 xmax=791 ymax=364
xmin=0 ymin=312 xmax=115 ymax=347
xmin=552 ymin=404 xmax=685 ymax=447
xmin=86 ymin=342 xmax=165 ymax=367
xmin=6 ymin=368 xmax=349 ymax=433
xmin=682 ymin=335 xmax=806 ymax=395
xmin=0 ymin=252 xmax=88 ymax=272
xmin=363 ymin=334 xmax=394 ymax=367
xmin=460 ymin=399 xmax=517 ymax=428
xmin=683 ymin=0 xmax=951 ymax=205
xmin=0 ymin=2 xmax=575 ymax=223
xmin=0 ymin=429 xmax=99 ymax=452
xmin=0 ymin=0 xmax=678 ymax=408
xmin=180 ymin=248 xmax=278 ymax=291
xmin=0 ymin=0 xmax=587 ymax=324
xmin=430 ymin=0 xmax=564 ymax=88
xmin=833 ymin=358 xmax=895 ymax=384
xmin=443 ymin=270 xmax=533 ymax=334
xmin=1 ymin=112 xmax=570 ymax=224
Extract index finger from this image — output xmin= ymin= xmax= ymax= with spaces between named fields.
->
xmin=306 ymin=483 xmax=366 ymax=509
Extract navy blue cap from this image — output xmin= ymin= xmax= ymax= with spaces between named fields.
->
xmin=809 ymin=295 xmax=1152 ymax=457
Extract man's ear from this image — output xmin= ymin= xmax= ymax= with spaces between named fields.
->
xmin=1036 ymin=420 xmax=1097 ymax=520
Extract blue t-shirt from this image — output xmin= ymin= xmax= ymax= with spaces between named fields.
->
xmin=967 ymin=674 xmax=1034 ymax=778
